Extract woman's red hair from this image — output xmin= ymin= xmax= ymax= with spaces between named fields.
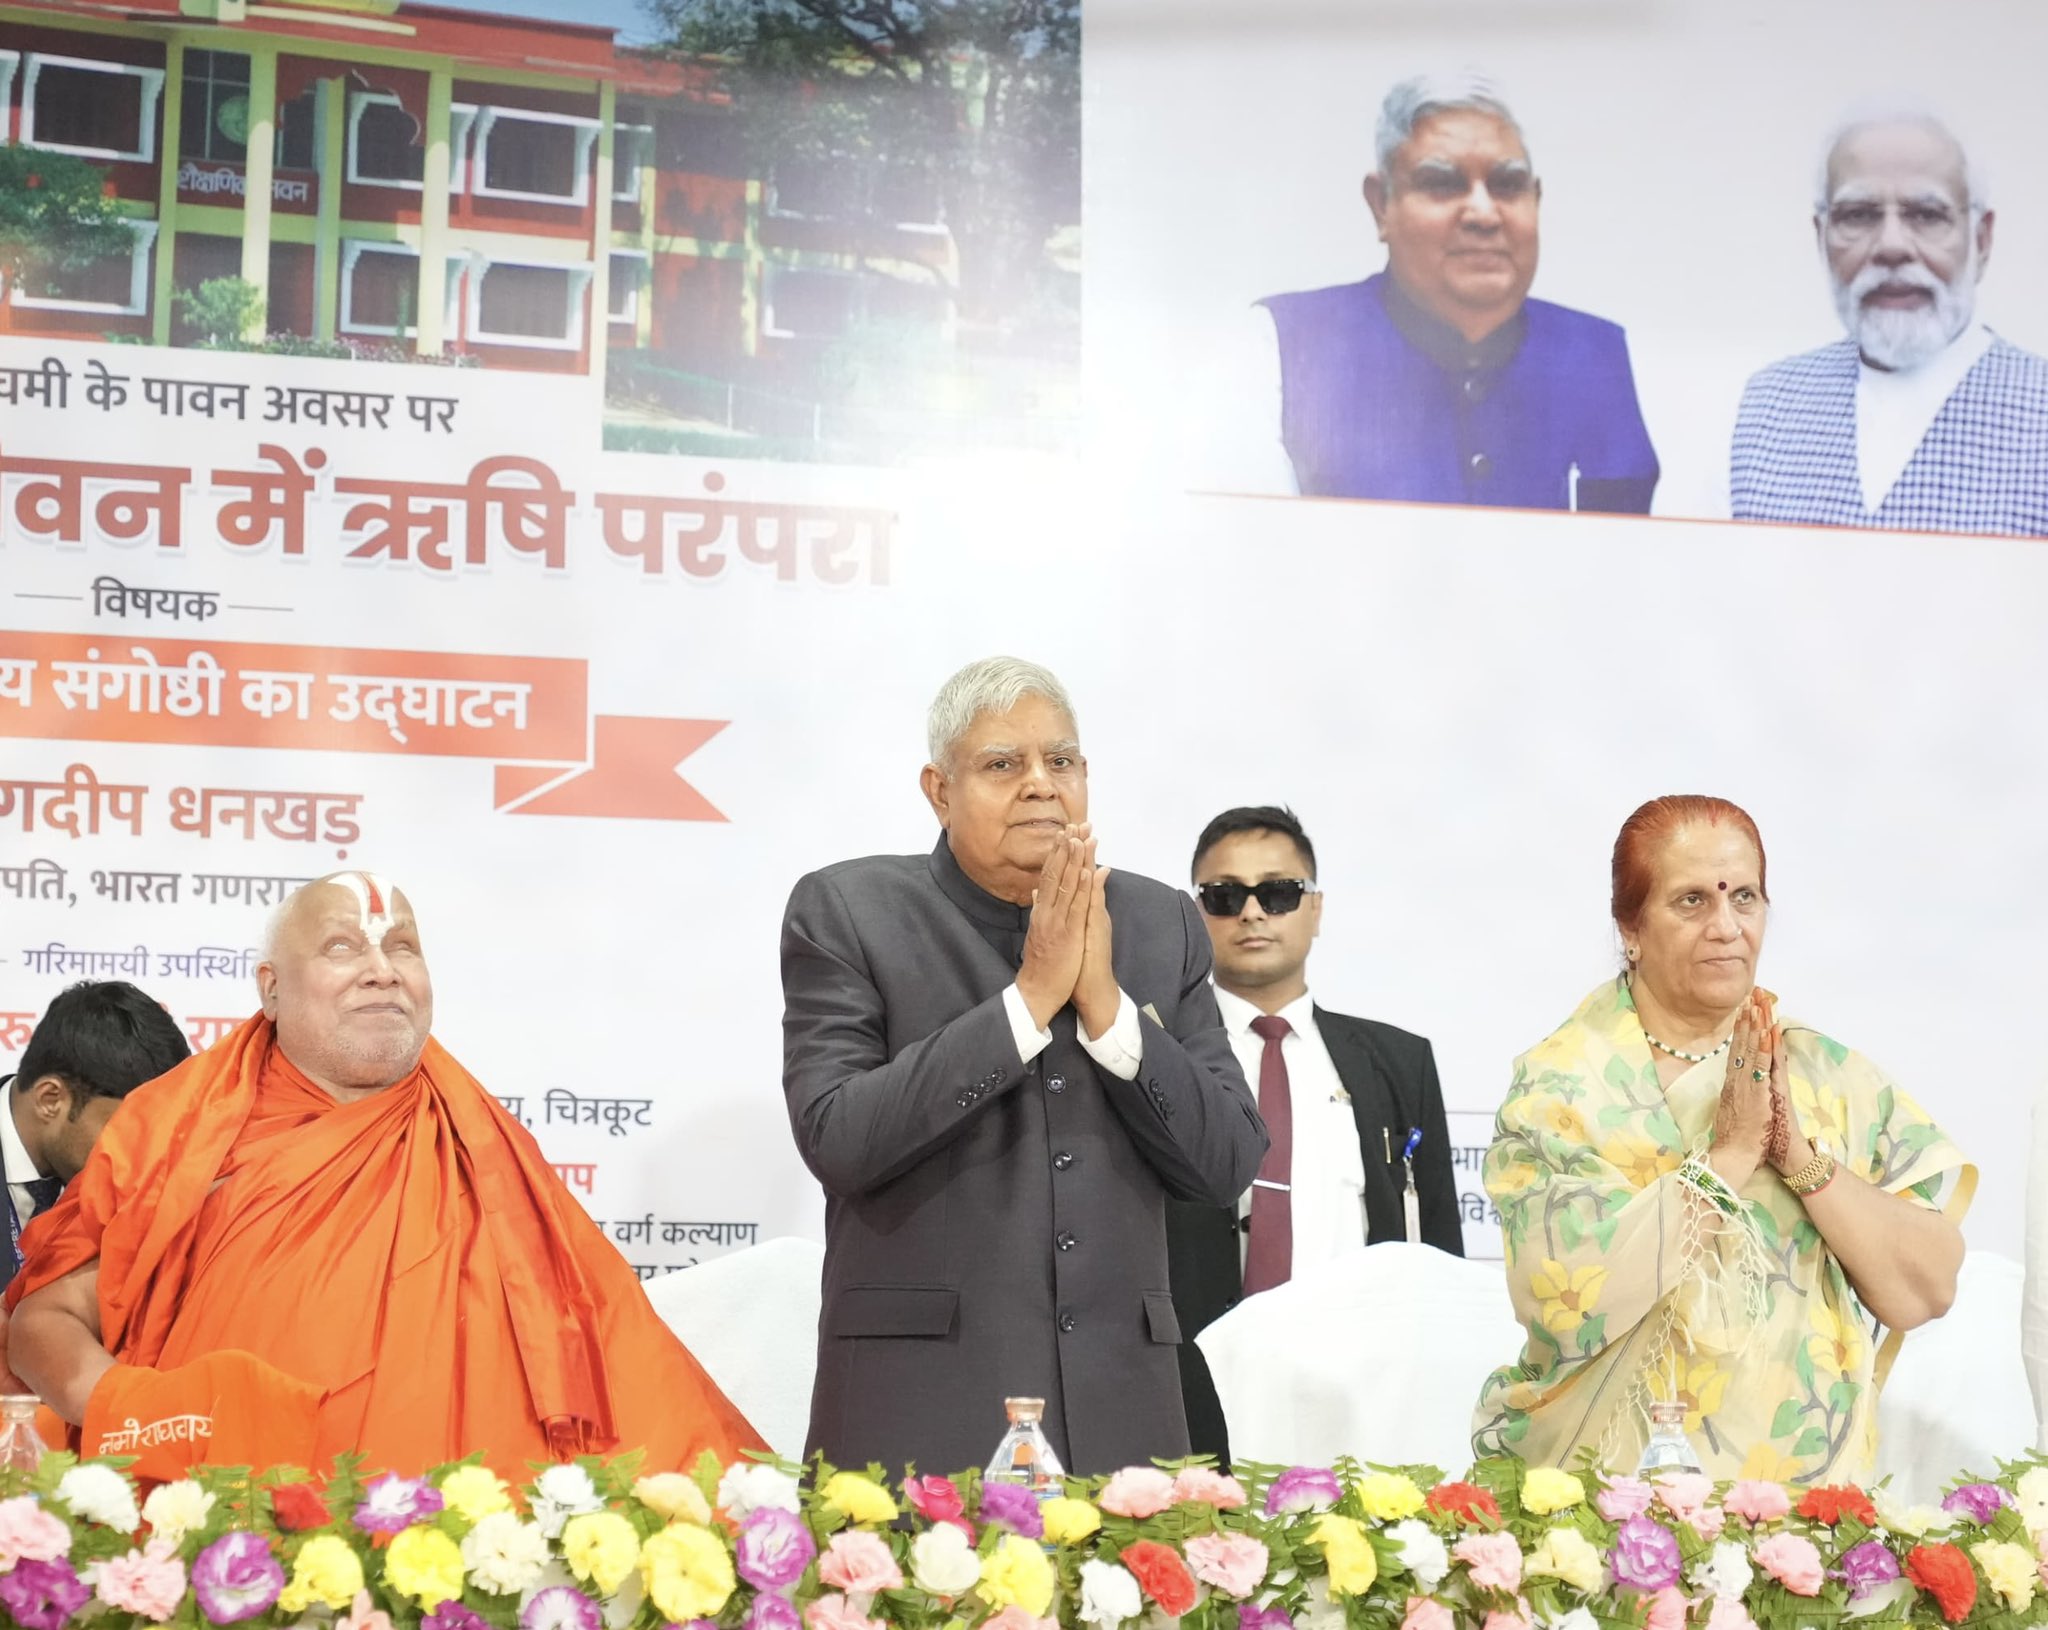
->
xmin=1611 ymin=795 xmax=1768 ymax=933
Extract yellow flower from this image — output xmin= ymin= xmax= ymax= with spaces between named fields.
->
xmin=1310 ymin=1514 xmax=1378 ymax=1597
xmin=1737 ymin=1442 xmax=1803 ymax=1484
xmin=633 ymin=1473 xmax=712 ymax=1527
xmin=1525 ymin=1527 xmax=1603 ymax=1595
xmin=1537 ymin=1100 xmax=1590 ymax=1146
xmin=640 ymin=1523 xmax=736 ymax=1623
xmin=1040 ymin=1497 xmax=1102 ymax=1545
xmin=977 ymin=1534 xmax=1055 ymax=1616
xmin=1520 ymin=1467 xmax=1586 ymax=1516
xmin=280 ymin=1534 xmax=366 ymax=1614
xmin=1530 ymin=1262 xmax=1607 ymax=1338
xmin=1600 ymin=1131 xmax=1681 ymax=1190
xmin=384 ymin=1525 xmax=467 ymax=1608
xmin=1973 ymin=1541 xmax=2037 ymax=1612
xmin=437 ymin=1465 xmax=514 ymax=1525
xmin=1353 ymin=1472 xmax=1424 ymax=1522
xmin=820 ymin=1471 xmax=899 ymax=1525
xmin=1673 ymin=1358 xmax=1730 ymax=1436
xmin=1790 ymin=1078 xmax=1849 ymax=1149
xmin=1806 ymin=1298 xmax=1865 ymax=1380
xmin=564 ymin=1511 xmax=643 ymax=1596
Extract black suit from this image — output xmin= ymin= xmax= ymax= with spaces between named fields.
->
xmin=780 ymin=837 xmax=1266 ymax=1476
xmin=1165 ymin=1003 xmax=1463 ymax=1462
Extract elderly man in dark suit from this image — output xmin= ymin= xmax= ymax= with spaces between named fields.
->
xmin=780 ymin=656 xmax=1265 ymax=1476
xmin=1168 ymin=806 xmax=1463 ymax=1463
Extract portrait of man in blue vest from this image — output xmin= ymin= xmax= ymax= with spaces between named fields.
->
xmin=1256 ymin=73 xmax=1660 ymax=513
xmin=1731 ymin=108 xmax=2048 ymax=536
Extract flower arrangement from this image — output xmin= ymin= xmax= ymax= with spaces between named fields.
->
xmin=4 ymin=1446 xmax=2048 ymax=1630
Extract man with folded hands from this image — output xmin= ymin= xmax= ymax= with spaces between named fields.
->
xmin=8 ymin=871 xmax=760 ymax=1481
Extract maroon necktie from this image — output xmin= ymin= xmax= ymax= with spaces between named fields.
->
xmin=1241 ymin=1013 xmax=1293 ymax=1295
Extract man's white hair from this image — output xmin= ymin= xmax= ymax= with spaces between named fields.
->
xmin=926 ymin=656 xmax=1077 ymax=773
xmin=1813 ymin=102 xmax=1989 ymax=213
xmin=1374 ymin=71 xmax=1527 ymax=177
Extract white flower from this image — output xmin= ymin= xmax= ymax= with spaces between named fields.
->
xmin=632 ymin=1473 xmax=711 ymax=1526
xmin=1875 ymin=1492 xmax=1952 ymax=1539
xmin=1845 ymin=1579 xmax=1916 ymax=1621
xmin=140 ymin=1478 xmax=216 ymax=1548
xmin=57 ymin=1464 xmax=140 ymax=1533
xmin=715 ymin=1463 xmax=802 ymax=1521
xmin=1687 ymin=1542 xmax=1754 ymax=1602
xmin=1544 ymin=1609 xmax=1600 ymax=1630
xmin=910 ymin=1523 xmax=982 ymax=1596
xmin=1387 ymin=1519 xmax=1449 ymax=1591
xmin=461 ymin=1511 xmax=552 ymax=1595
xmin=1078 ymin=1560 xmax=1143 ymax=1628
xmin=601 ymin=1567 xmax=646 ymax=1630
xmin=530 ymin=1464 xmax=604 ymax=1538
xmin=1296 ymin=1576 xmax=1347 ymax=1630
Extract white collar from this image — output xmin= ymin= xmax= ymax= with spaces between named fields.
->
xmin=1214 ymin=984 xmax=1318 ymax=1035
xmin=0 ymin=1089 xmax=42 ymax=1190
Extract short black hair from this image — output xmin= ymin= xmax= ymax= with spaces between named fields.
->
xmin=12 ymin=982 xmax=191 ymax=1113
xmin=1191 ymin=805 xmax=1317 ymax=881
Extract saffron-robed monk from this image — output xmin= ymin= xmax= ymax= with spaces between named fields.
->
xmin=7 ymin=872 xmax=761 ymax=1481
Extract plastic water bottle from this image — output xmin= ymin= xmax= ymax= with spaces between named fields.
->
xmin=1634 ymin=1399 xmax=1704 ymax=1477
xmin=0 ymin=1396 xmax=48 ymax=1474
xmin=984 ymin=1396 xmax=1066 ymax=1493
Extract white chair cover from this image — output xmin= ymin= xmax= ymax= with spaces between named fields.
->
xmin=645 ymin=1236 xmax=824 ymax=1461
xmin=1873 ymin=1250 xmax=2033 ymax=1501
xmin=1195 ymin=1242 xmax=1523 ymax=1472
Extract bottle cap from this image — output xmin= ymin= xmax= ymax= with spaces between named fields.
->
xmin=1002 ymin=1397 xmax=1045 ymax=1421
xmin=1648 ymin=1399 xmax=1686 ymax=1427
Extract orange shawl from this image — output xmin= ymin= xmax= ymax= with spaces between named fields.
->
xmin=9 ymin=1015 xmax=761 ymax=1480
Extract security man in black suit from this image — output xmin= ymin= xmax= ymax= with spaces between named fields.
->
xmin=1167 ymin=806 xmax=1463 ymax=1463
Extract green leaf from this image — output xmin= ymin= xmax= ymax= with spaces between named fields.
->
xmin=1771 ymin=1400 xmax=1805 ymax=1440
xmin=1603 ymin=1056 xmax=1637 ymax=1094
xmin=1560 ymin=1208 xmax=1583 ymax=1251
xmin=1793 ymin=1426 xmax=1829 ymax=1458
xmin=1795 ymin=1339 xmax=1816 ymax=1395
xmin=1828 ymin=1379 xmax=1859 ymax=1414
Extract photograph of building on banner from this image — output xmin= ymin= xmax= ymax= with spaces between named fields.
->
xmin=1119 ymin=0 xmax=2048 ymax=538
xmin=0 ymin=0 xmax=1079 ymax=468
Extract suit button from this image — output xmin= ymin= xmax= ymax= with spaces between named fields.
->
xmin=1046 ymin=1075 xmax=1065 ymax=1094
xmin=1468 ymin=451 xmax=1492 ymax=480
xmin=1058 ymin=1311 xmax=1076 ymax=1333
xmin=983 ymin=1069 xmax=1003 ymax=1086
xmin=1053 ymin=1151 xmax=1074 ymax=1171
xmin=955 ymin=1094 xmax=972 ymax=1108
xmin=1056 ymin=1230 xmax=1077 ymax=1251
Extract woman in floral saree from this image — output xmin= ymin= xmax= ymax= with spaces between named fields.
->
xmin=1472 ymin=795 xmax=1973 ymax=1481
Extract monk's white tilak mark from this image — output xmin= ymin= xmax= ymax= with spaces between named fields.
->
xmin=331 ymin=870 xmax=399 ymax=947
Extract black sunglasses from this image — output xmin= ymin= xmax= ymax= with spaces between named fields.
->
xmin=1195 ymin=879 xmax=1316 ymax=917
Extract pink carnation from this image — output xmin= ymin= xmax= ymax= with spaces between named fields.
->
xmin=1692 ymin=1506 xmax=1727 ymax=1542
xmin=1724 ymin=1482 xmax=1791 ymax=1525
xmin=818 ymin=1531 xmax=904 ymax=1595
xmin=0 ymin=1497 xmax=70 ymax=1566
xmin=1753 ymin=1534 xmax=1825 ymax=1597
xmin=1482 ymin=1604 xmax=1532 ymax=1630
xmin=1185 ymin=1533 xmax=1269 ymax=1599
xmin=981 ymin=1611 xmax=1057 ymax=1630
xmin=1454 ymin=1533 xmax=1524 ymax=1594
xmin=1655 ymin=1474 xmax=1714 ymax=1526
xmin=1597 ymin=1478 xmax=1655 ymax=1522
xmin=1401 ymin=1595 xmax=1455 ymax=1630
xmin=1170 ymin=1468 xmax=1248 ymax=1509
xmin=1644 ymin=1586 xmax=1690 ymax=1630
xmin=94 ymin=1538 xmax=188 ymax=1623
xmin=1098 ymin=1468 xmax=1178 ymax=1519
xmin=804 ymin=1594 xmax=885 ymax=1630
xmin=1703 ymin=1597 xmax=1758 ymax=1630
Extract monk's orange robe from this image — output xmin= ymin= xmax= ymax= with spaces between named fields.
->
xmin=7 ymin=1015 xmax=762 ymax=1481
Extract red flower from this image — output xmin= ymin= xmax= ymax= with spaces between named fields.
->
xmin=1426 ymin=1481 xmax=1501 ymax=1525
xmin=1905 ymin=1543 xmax=1977 ymax=1623
xmin=1797 ymin=1485 xmax=1878 ymax=1527
xmin=904 ymin=1475 xmax=964 ymax=1524
xmin=1122 ymin=1541 xmax=1199 ymax=1617
xmin=270 ymin=1481 xmax=332 ymax=1531
xmin=24 ymin=174 xmax=40 ymax=190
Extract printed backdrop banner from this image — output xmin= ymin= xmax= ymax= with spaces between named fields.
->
xmin=1 ymin=0 xmax=2045 ymax=1309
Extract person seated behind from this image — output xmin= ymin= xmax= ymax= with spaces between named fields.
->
xmin=1471 ymin=796 xmax=1970 ymax=1480
xmin=9 ymin=871 xmax=761 ymax=1482
xmin=1169 ymin=806 xmax=1462 ymax=1462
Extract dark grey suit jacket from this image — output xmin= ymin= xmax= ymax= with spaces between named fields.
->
xmin=780 ymin=837 xmax=1265 ymax=1476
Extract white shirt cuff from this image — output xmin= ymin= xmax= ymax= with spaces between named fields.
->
xmin=1078 ymin=989 xmax=1143 ymax=1081
xmin=1003 ymin=983 xmax=1053 ymax=1065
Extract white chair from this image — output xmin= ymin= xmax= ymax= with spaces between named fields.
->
xmin=1196 ymin=1243 xmax=1523 ymax=1472
xmin=1873 ymin=1249 xmax=2034 ymax=1501
xmin=645 ymin=1236 xmax=824 ymax=1461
